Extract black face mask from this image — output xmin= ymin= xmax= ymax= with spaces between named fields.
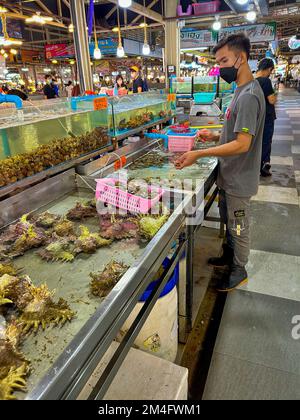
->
xmin=220 ymin=56 xmax=241 ymax=84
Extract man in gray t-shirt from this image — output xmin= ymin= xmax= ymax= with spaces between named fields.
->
xmin=218 ymin=79 xmax=265 ymax=197
xmin=175 ymin=34 xmax=266 ymax=292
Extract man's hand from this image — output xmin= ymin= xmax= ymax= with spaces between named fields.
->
xmin=198 ymin=129 xmax=215 ymax=143
xmin=175 ymin=151 xmax=201 ymax=170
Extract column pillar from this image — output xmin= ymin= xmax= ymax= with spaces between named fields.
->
xmin=164 ymin=0 xmax=180 ymax=87
xmin=70 ymin=0 xmax=93 ymax=93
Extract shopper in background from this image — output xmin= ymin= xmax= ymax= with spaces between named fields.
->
xmin=130 ymin=66 xmax=146 ymax=93
xmin=113 ymin=74 xmax=127 ymax=96
xmin=65 ymin=81 xmax=73 ymax=98
xmin=175 ymin=34 xmax=266 ymax=292
xmin=52 ymin=78 xmax=60 ymax=98
xmin=43 ymin=75 xmax=57 ymax=99
xmin=256 ymin=58 xmax=277 ymax=177
xmin=2 ymin=85 xmax=28 ymax=101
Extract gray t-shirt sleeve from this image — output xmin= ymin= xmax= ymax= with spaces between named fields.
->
xmin=234 ymin=93 xmax=260 ymax=137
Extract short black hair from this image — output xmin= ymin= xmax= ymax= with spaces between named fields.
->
xmin=213 ymin=33 xmax=251 ymax=60
xmin=258 ymin=58 xmax=275 ymax=71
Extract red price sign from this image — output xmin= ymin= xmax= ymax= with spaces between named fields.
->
xmin=94 ymin=97 xmax=108 ymax=111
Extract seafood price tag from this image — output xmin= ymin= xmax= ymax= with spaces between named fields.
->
xmin=94 ymin=97 xmax=108 ymax=110
xmin=168 ymin=94 xmax=176 ymax=102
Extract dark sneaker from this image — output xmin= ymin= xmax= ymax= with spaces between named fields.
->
xmin=217 ymin=264 xmax=248 ymax=292
xmin=208 ymin=244 xmax=234 ymax=267
xmin=261 ymin=163 xmax=272 ymax=177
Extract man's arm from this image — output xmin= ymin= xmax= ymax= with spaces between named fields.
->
xmin=198 ymin=129 xmax=220 ymax=143
xmin=175 ymin=132 xmax=252 ymax=169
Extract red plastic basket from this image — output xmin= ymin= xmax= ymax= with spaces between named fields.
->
xmin=192 ymin=1 xmax=220 ymax=16
xmin=95 ymin=178 xmax=164 ymax=214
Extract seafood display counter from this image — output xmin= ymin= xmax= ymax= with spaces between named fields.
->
xmin=86 ymin=139 xmax=218 ymax=343
xmin=108 ymin=92 xmax=176 ymax=141
xmin=0 ymin=164 xmax=198 ymax=400
xmin=0 ymin=99 xmax=110 ymax=198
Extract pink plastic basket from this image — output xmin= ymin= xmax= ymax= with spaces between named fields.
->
xmin=168 ymin=134 xmax=197 ymax=152
xmin=192 ymin=1 xmax=220 ymax=16
xmin=177 ymin=5 xmax=193 ymax=17
xmin=95 ymin=178 xmax=164 ymax=213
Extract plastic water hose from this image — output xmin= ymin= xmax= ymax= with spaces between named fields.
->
xmin=0 ymin=93 xmax=23 ymax=110
xmin=144 ymin=132 xmax=169 ymax=149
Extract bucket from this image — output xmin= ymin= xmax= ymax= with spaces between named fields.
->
xmin=120 ymin=258 xmax=179 ymax=362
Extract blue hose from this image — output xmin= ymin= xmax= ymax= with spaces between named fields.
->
xmin=144 ymin=132 xmax=169 ymax=148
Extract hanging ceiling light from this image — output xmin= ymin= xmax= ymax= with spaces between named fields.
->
xmin=68 ymin=24 xmax=74 ymax=33
xmin=236 ymin=0 xmax=248 ymax=5
xmin=246 ymin=5 xmax=257 ymax=22
xmin=142 ymin=43 xmax=150 ymax=56
xmin=142 ymin=0 xmax=150 ymax=56
xmin=10 ymin=49 xmax=18 ymax=55
xmin=93 ymin=14 xmax=102 ymax=60
xmin=118 ymin=0 xmax=132 ymax=8
xmin=0 ymin=7 xmax=7 ymax=13
xmin=212 ymin=16 xmax=221 ymax=31
xmin=26 ymin=12 xmax=53 ymax=25
xmin=117 ymin=45 xmax=125 ymax=58
xmin=116 ymin=6 xmax=125 ymax=58
xmin=246 ymin=10 xmax=256 ymax=21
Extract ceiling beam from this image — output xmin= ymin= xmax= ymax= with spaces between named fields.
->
xmin=254 ymin=0 xmax=269 ymax=17
xmin=105 ymin=5 xmax=117 ymax=19
xmin=98 ymin=0 xmax=163 ymax=24
xmin=62 ymin=0 xmax=70 ymax=9
xmin=29 ymin=0 xmax=54 ymax=16
xmin=96 ymin=22 xmax=162 ymax=35
xmin=57 ymin=0 xmax=62 ymax=17
xmin=223 ymin=0 xmax=238 ymax=14
xmin=130 ymin=0 xmax=160 ymax=25
xmin=4 ymin=11 xmax=67 ymax=29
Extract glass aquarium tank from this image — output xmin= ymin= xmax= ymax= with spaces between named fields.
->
xmin=0 ymin=99 xmax=110 ymax=189
xmin=170 ymin=77 xmax=192 ymax=96
xmin=193 ymin=77 xmax=233 ymax=94
xmin=108 ymin=92 xmax=174 ymax=138
xmin=193 ymin=76 xmax=216 ymax=93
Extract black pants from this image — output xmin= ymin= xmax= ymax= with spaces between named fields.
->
xmin=261 ymin=118 xmax=275 ymax=170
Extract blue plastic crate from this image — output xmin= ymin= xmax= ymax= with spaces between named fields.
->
xmin=193 ymin=92 xmax=216 ymax=104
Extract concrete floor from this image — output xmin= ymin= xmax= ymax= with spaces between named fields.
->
xmin=201 ymin=87 xmax=300 ymax=400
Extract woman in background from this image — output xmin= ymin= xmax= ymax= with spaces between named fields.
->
xmin=113 ymin=75 xmax=127 ymax=96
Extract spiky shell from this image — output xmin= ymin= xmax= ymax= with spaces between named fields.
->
xmin=90 ymin=261 xmax=128 ymax=298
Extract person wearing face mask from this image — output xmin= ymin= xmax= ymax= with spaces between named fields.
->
xmin=43 ymin=75 xmax=56 ymax=100
xmin=175 ymin=34 xmax=266 ymax=292
xmin=256 ymin=58 xmax=277 ymax=177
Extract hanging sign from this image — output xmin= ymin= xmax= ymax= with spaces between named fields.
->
xmin=219 ymin=23 xmax=277 ymax=43
xmin=181 ymin=23 xmax=277 ymax=50
xmin=45 ymin=43 xmax=75 ymax=59
xmin=181 ymin=29 xmax=216 ymax=49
